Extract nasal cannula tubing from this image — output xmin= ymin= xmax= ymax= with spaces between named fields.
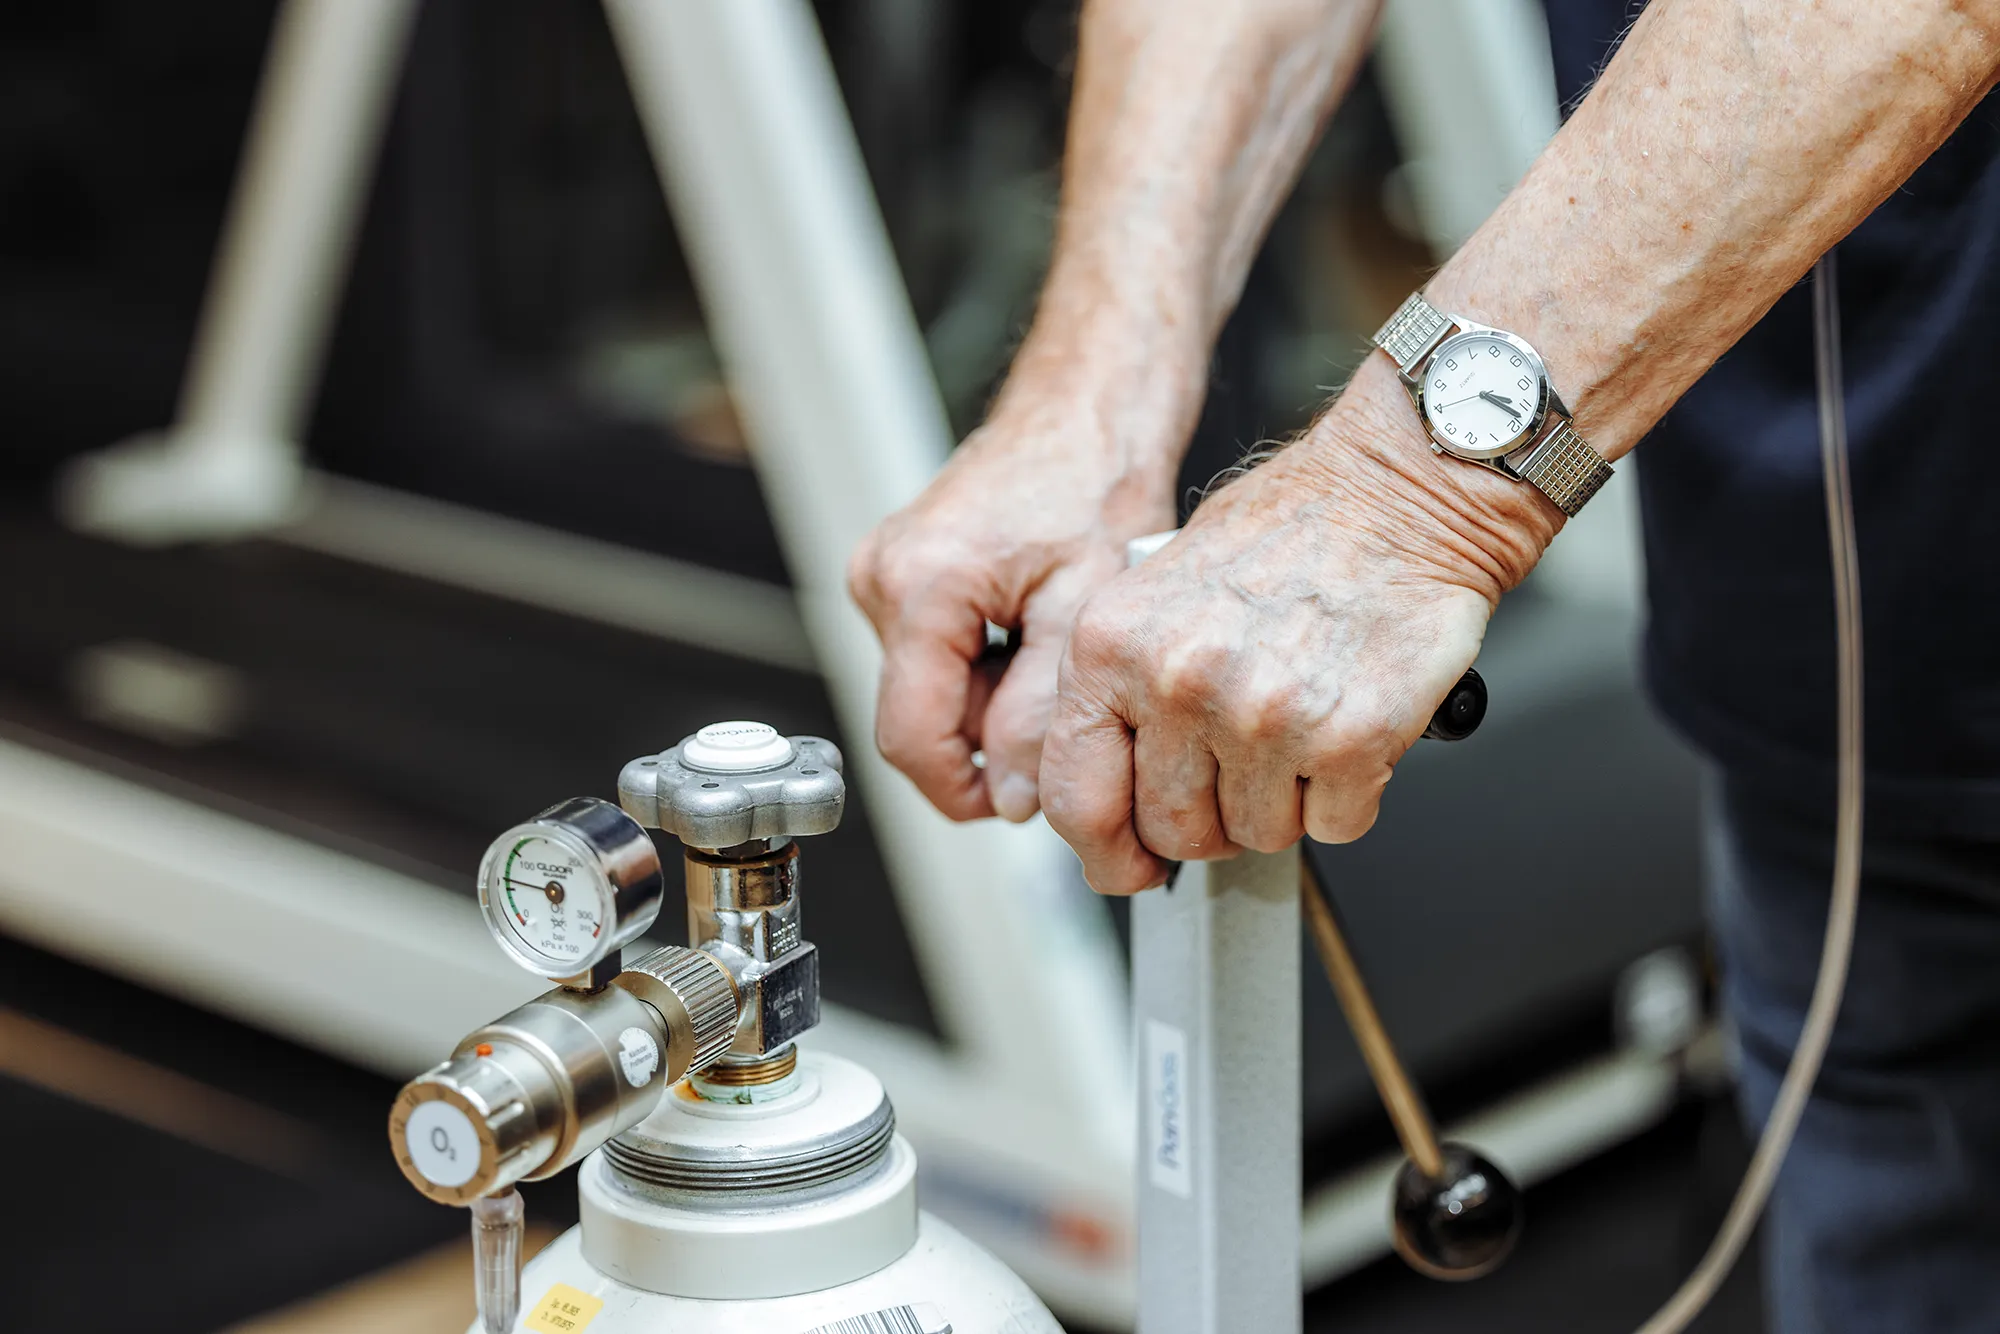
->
xmin=1633 ymin=250 xmax=1864 ymax=1333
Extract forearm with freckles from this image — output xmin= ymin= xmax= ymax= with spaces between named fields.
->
xmin=1423 ymin=0 xmax=2000 ymax=461
xmin=998 ymin=0 xmax=1382 ymax=470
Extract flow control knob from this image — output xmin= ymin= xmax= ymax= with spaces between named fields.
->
xmin=389 ymin=947 xmax=737 ymax=1206
xmin=617 ymin=944 xmax=741 ymax=1082
xmin=390 ymin=1042 xmax=559 ymax=1207
xmin=617 ymin=722 xmax=845 ymax=848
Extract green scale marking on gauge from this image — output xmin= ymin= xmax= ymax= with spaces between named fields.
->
xmin=494 ymin=833 xmax=604 ymax=970
xmin=475 ymin=797 xmax=665 ymax=980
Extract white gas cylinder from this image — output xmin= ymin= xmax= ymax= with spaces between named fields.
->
xmin=502 ymin=1210 xmax=1061 ymax=1333
xmin=484 ymin=1051 xmax=1065 ymax=1334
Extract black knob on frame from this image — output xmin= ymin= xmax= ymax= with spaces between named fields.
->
xmin=1390 ymin=1142 xmax=1524 ymax=1280
xmin=1422 ymin=669 xmax=1488 ymax=743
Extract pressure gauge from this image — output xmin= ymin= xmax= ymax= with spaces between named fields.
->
xmin=477 ymin=796 xmax=664 ymax=979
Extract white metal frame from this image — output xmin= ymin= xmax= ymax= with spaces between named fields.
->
xmin=1132 ymin=852 xmax=1302 ymax=1334
xmin=59 ymin=0 xmax=420 ymax=543
xmin=28 ymin=2 xmax=1686 ymax=1327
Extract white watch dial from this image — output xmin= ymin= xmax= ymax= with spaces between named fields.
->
xmin=1421 ymin=333 xmax=1542 ymax=457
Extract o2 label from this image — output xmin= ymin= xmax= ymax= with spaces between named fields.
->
xmin=1146 ymin=1019 xmax=1192 ymax=1198
xmin=405 ymin=1100 xmax=479 ymax=1188
xmin=618 ymin=1027 xmax=661 ymax=1088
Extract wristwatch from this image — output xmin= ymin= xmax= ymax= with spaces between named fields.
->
xmin=1372 ymin=292 xmax=1612 ymax=517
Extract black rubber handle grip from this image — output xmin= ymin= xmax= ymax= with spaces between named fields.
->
xmin=1423 ymin=668 xmax=1487 ymax=742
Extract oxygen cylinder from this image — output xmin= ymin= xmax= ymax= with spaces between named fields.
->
xmin=389 ymin=723 xmax=1066 ymax=1334
xmin=506 ymin=1049 xmax=1061 ymax=1334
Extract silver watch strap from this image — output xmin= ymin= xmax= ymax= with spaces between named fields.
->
xmin=1510 ymin=421 xmax=1614 ymax=518
xmin=1375 ymin=290 xmax=1614 ymax=517
xmin=1372 ymin=292 xmax=1452 ymax=374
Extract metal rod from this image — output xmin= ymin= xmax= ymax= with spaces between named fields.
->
xmin=1300 ymin=859 xmax=1447 ymax=1182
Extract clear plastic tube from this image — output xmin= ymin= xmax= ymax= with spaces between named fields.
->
xmin=1634 ymin=250 xmax=1864 ymax=1333
xmin=471 ymin=1188 xmax=526 ymax=1334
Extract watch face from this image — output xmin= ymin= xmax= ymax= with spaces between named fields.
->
xmin=1420 ymin=332 xmax=1545 ymax=459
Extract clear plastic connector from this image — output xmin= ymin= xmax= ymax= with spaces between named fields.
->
xmin=471 ymin=1188 xmax=525 ymax=1333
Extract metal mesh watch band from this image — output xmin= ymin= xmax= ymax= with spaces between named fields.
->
xmin=1373 ymin=291 xmax=1453 ymax=373
xmin=1374 ymin=290 xmax=1613 ymax=518
xmin=1510 ymin=421 xmax=1614 ymax=518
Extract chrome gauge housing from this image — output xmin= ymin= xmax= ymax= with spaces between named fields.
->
xmin=477 ymin=796 xmax=665 ymax=979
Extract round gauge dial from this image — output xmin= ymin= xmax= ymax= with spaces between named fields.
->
xmin=1421 ymin=333 xmax=1544 ymax=459
xmin=476 ymin=797 xmax=664 ymax=979
xmin=491 ymin=832 xmax=606 ymax=970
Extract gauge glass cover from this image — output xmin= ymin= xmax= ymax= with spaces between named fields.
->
xmin=480 ymin=825 xmax=617 ymax=976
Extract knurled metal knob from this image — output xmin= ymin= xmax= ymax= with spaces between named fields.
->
xmin=617 ymin=945 xmax=741 ymax=1083
xmin=617 ymin=721 xmax=845 ymax=848
xmin=389 ymin=1044 xmax=557 ymax=1206
xmin=390 ymin=982 xmax=677 ymax=1207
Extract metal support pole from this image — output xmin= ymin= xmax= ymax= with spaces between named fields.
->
xmin=61 ymin=0 xmax=419 ymax=543
xmin=1132 ymin=849 xmax=1302 ymax=1334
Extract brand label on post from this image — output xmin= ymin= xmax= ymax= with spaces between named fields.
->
xmin=1145 ymin=1018 xmax=1192 ymax=1198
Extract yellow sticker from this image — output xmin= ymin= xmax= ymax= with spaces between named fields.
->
xmin=525 ymin=1283 xmax=605 ymax=1333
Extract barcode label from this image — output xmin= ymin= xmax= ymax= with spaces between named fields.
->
xmin=800 ymin=1303 xmax=951 ymax=1334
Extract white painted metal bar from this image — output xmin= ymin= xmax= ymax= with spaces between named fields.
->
xmin=1133 ymin=852 xmax=1302 ymax=1334
xmin=1372 ymin=0 xmax=1557 ymax=256
xmin=600 ymin=0 xmax=1132 ymax=1154
xmin=278 ymin=473 xmax=818 ymax=673
xmin=1125 ymin=531 xmax=1299 ymax=1334
xmin=62 ymin=0 xmax=418 ymax=543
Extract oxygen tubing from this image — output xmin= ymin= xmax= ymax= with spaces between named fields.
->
xmin=1633 ymin=250 xmax=1864 ymax=1333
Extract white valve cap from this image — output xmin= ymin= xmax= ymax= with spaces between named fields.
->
xmin=681 ymin=721 xmax=794 ymax=773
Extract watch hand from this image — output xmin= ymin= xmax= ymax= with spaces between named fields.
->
xmin=1433 ymin=393 xmax=1486 ymax=410
xmin=1478 ymin=390 xmax=1523 ymax=419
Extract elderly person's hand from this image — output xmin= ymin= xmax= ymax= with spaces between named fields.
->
xmin=1038 ymin=359 xmax=1561 ymax=895
xmin=847 ymin=382 xmax=1182 ymax=824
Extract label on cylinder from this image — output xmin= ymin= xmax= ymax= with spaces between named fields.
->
xmin=1145 ymin=1019 xmax=1192 ymax=1199
xmin=617 ymin=1026 xmax=660 ymax=1088
xmin=527 ymin=1284 xmax=604 ymax=1332
xmin=799 ymin=1303 xmax=952 ymax=1334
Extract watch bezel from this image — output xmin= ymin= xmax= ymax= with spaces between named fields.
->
xmin=1414 ymin=326 xmax=1552 ymax=463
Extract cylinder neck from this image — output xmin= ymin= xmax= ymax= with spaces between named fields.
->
xmin=601 ymin=1051 xmax=895 ymax=1204
xmin=681 ymin=838 xmax=820 ymax=1079
xmin=685 ymin=842 xmax=801 ymax=963
xmin=691 ymin=1045 xmax=800 ymax=1102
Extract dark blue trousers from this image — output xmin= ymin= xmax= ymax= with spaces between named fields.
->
xmin=1706 ymin=775 xmax=2000 ymax=1334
